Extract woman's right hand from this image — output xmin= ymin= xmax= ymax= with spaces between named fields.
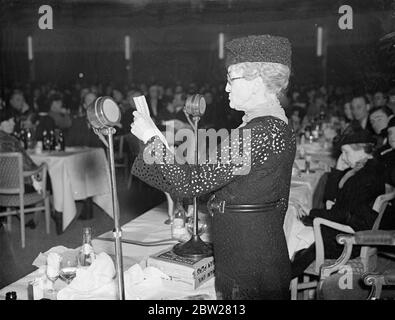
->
xmin=336 ymin=153 xmax=349 ymax=171
xmin=130 ymin=111 xmax=158 ymax=143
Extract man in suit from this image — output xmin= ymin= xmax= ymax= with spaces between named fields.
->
xmin=350 ymin=95 xmax=374 ymax=134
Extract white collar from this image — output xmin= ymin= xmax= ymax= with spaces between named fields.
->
xmin=239 ymin=103 xmax=288 ymax=127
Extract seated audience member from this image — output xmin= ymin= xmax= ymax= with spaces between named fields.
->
xmin=112 ymin=89 xmax=125 ymax=106
xmin=65 ymin=92 xmax=105 ymax=149
xmin=343 ymin=101 xmax=353 ymax=122
xmin=350 ymin=94 xmax=374 ymax=134
xmin=157 ymin=95 xmax=190 ymax=133
xmin=376 ymin=117 xmax=395 ymax=183
xmin=292 ymin=129 xmax=385 ymax=277
xmin=48 ymin=94 xmax=72 ymax=130
xmin=373 ymin=91 xmax=388 ymax=108
xmin=376 ymin=117 xmax=395 ymax=230
xmin=0 ymin=110 xmax=38 ymax=172
xmin=369 ymin=105 xmax=393 ymax=148
xmin=8 ymin=90 xmax=34 ymax=131
xmin=387 ymin=88 xmax=395 ymax=115
xmin=305 ymin=94 xmax=326 ymax=121
xmin=146 ymin=85 xmax=164 ymax=121
xmin=289 ymin=106 xmax=306 ymax=135
xmin=34 ymin=97 xmax=57 ymax=142
xmin=0 ymin=110 xmax=51 ymax=229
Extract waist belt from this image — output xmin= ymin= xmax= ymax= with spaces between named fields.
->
xmin=207 ymin=194 xmax=280 ymax=216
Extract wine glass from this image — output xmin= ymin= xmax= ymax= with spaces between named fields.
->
xmin=46 ymin=263 xmax=59 ymax=294
xmin=59 ymin=252 xmax=78 ymax=285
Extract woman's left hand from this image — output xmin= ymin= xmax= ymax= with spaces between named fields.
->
xmin=354 ymin=158 xmax=369 ymax=171
xmin=130 ymin=111 xmax=159 ymax=143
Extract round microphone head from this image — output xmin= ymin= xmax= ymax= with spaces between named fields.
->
xmin=87 ymin=96 xmax=121 ymax=129
xmin=184 ymin=94 xmax=206 ymax=117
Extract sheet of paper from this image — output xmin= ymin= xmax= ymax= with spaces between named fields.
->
xmin=133 ymin=95 xmax=150 ymax=117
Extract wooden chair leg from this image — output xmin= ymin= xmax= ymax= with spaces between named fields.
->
xmin=45 ymin=197 xmax=50 ymax=234
xmin=303 ymin=276 xmax=310 ymax=300
xmin=33 ymin=203 xmax=41 ymax=226
xmin=20 ymin=206 xmax=25 ymax=248
xmin=290 ymin=277 xmax=298 ymax=300
xmin=6 ymin=208 xmax=12 ymax=231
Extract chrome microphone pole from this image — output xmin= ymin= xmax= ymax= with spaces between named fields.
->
xmin=106 ymin=127 xmax=125 ymax=300
xmin=88 ymin=96 xmax=125 ymax=300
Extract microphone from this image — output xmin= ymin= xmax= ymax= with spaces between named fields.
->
xmin=173 ymin=93 xmax=213 ymax=260
xmin=184 ymin=94 xmax=206 ymax=118
xmin=86 ymin=96 xmax=125 ymax=300
xmin=86 ymin=96 xmax=121 ymax=129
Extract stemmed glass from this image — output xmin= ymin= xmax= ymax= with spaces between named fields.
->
xmin=59 ymin=252 xmax=78 ymax=285
xmin=46 ymin=261 xmax=60 ymax=295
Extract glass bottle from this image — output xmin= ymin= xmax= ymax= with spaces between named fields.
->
xmin=26 ymin=128 xmax=33 ymax=150
xmin=171 ymin=200 xmax=187 ymax=241
xmin=78 ymin=227 xmax=96 ymax=267
xmin=49 ymin=130 xmax=55 ymax=151
xmin=54 ymin=129 xmax=61 ymax=151
xmin=19 ymin=128 xmax=26 ymax=149
xmin=42 ymin=130 xmax=48 ymax=150
xmin=58 ymin=130 xmax=65 ymax=151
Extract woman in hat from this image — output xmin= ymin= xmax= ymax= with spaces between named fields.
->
xmin=130 ymin=35 xmax=295 ymax=299
xmin=292 ymin=128 xmax=386 ymax=278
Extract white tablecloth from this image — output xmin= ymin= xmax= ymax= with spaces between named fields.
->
xmin=30 ymin=147 xmax=113 ymax=231
xmin=284 ymin=148 xmax=334 ymax=259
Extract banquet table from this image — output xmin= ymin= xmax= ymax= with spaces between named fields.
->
xmin=29 ymin=147 xmax=114 ymax=232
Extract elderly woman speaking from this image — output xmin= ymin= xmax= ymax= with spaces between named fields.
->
xmin=130 ymin=35 xmax=295 ymax=299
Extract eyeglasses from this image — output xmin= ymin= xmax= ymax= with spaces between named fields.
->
xmin=227 ymin=74 xmax=244 ymax=85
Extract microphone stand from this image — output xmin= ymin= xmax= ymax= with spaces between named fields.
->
xmin=173 ymin=115 xmax=213 ymax=260
xmin=94 ymin=127 xmax=125 ymax=300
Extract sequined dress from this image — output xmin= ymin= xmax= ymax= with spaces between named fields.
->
xmin=132 ymin=115 xmax=296 ymax=299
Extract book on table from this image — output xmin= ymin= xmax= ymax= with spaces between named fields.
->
xmin=146 ymin=248 xmax=215 ymax=289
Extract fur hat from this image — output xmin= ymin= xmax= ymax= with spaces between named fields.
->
xmin=225 ymin=34 xmax=292 ymax=69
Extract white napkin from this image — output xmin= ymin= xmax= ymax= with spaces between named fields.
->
xmin=32 ymin=246 xmax=73 ymax=268
xmin=296 ymin=226 xmax=315 ymax=246
xmin=56 ymin=252 xmax=171 ymax=300
xmin=57 ymin=252 xmax=117 ymax=300
xmin=124 ymin=264 xmax=169 ymax=300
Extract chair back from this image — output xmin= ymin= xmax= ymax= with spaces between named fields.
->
xmin=372 ymin=187 xmax=395 ymax=230
xmin=360 ymin=187 xmax=395 ymax=270
xmin=0 ymin=152 xmax=24 ymax=194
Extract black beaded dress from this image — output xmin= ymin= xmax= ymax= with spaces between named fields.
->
xmin=132 ymin=115 xmax=296 ymax=299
